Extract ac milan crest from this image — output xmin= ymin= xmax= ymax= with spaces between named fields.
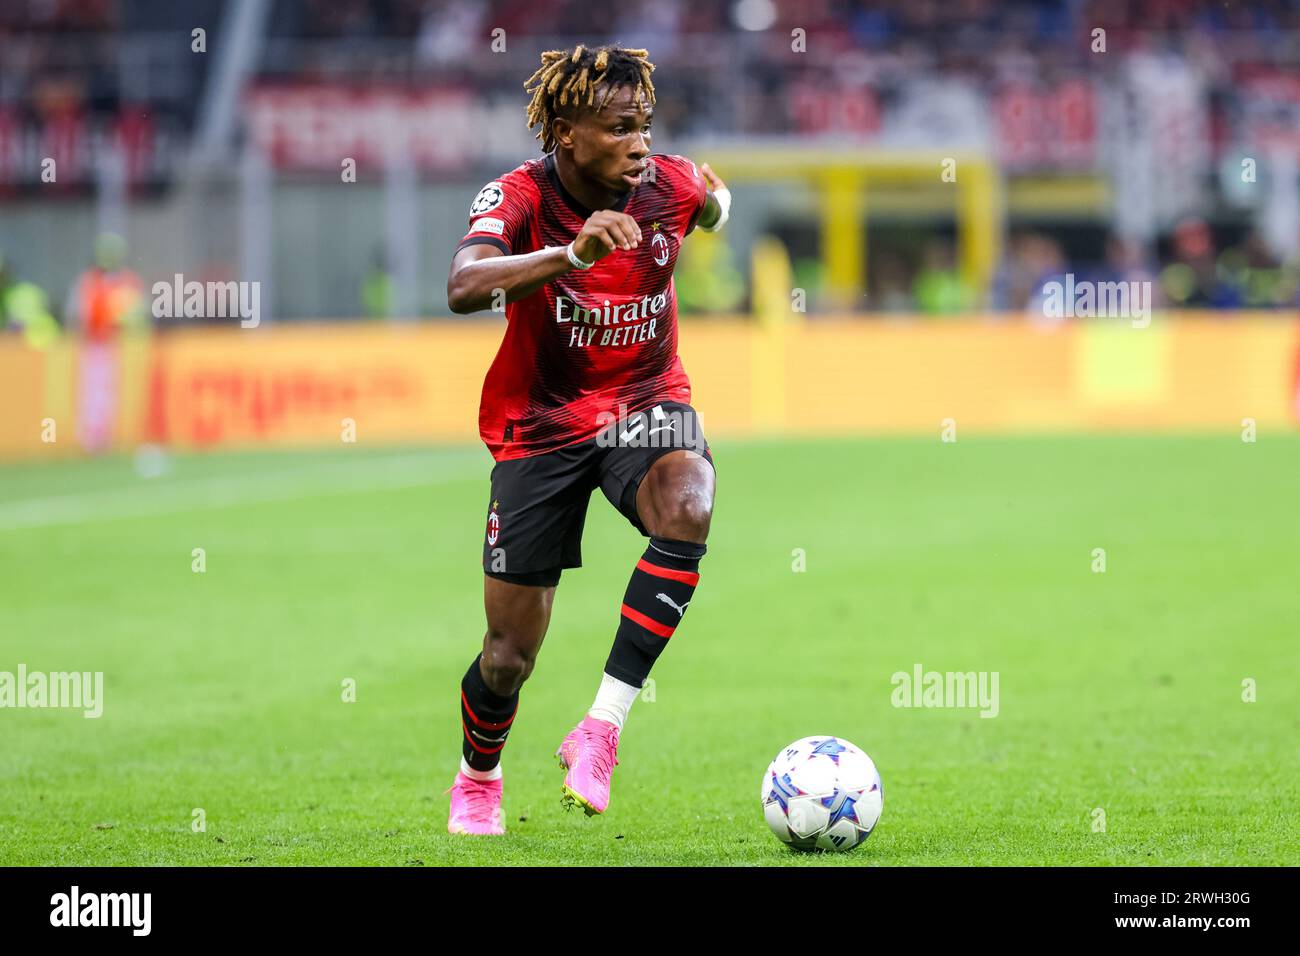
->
xmin=652 ymin=231 xmax=670 ymax=266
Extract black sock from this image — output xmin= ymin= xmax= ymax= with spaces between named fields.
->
xmin=604 ymin=537 xmax=706 ymax=687
xmin=460 ymin=653 xmax=518 ymax=772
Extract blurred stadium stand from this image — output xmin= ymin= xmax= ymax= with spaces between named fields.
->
xmin=1 ymin=0 xmax=1298 ymax=322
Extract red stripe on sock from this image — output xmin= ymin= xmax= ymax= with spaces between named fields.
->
xmin=635 ymin=558 xmax=700 ymax=586
xmin=461 ymin=718 xmax=508 ymax=754
xmin=461 ymin=689 xmax=516 ymax=731
xmin=621 ymin=602 xmax=676 ymax=638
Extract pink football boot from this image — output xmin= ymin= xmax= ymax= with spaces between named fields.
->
xmin=446 ymin=772 xmax=505 ymax=835
xmin=555 ymin=715 xmax=621 ymax=815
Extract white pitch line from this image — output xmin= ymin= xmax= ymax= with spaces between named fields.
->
xmin=0 ymin=452 xmax=487 ymax=531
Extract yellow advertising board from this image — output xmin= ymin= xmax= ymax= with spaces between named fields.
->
xmin=1 ymin=315 xmax=1296 ymax=460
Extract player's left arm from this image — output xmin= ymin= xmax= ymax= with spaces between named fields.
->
xmin=694 ymin=163 xmax=730 ymax=232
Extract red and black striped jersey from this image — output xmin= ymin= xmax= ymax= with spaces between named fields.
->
xmin=456 ymin=150 xmax=710 ymax=461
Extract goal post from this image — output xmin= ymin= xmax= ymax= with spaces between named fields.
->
xmin=692 ymin=147 xmax=1003 ymax=312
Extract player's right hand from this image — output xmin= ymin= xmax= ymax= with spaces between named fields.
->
xmin=572 ymin=210 xmax=642 ymax=264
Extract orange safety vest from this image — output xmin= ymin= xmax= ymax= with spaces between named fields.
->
xmin=79 ymin=269 xmax=141 ymax=341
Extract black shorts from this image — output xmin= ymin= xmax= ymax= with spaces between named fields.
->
xmin=482 ymin=401 xmax=713 ymax=587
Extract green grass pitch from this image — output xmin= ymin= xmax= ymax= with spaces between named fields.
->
xmin=1 ymin=434 xmax=1296 ymax=865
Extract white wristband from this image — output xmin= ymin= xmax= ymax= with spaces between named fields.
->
xmin=701 ymin=187 xmax=731 ymax=232
xmin=566 ymin=240 xmax=595 ymax=270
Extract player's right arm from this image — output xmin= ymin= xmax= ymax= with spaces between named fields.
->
xmin=447 ymin=210 xmax=642 ymax=314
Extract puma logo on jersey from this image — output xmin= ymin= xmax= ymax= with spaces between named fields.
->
xmin=656 ymin=593 xmax=690 ymax=617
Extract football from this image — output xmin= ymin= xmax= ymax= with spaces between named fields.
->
xmin=761 ymin=736 xmax=883 ymax=851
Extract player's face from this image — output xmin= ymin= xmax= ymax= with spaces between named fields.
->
xmin=572 ymin=84 xmax=653 ymax=193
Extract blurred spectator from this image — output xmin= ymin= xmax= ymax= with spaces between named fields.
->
xmin=1214 ymin=230 xmax=1299 ymax=308
xmin=993 ymin=232 xmax=1066 ymax=317
xmin=912 ymin=239 xmax=975 ymax=315
xmin=65 ymin=233 xmax=146 ymax=453
xmin=0 ymin=252 xmax=59 ymax=349
xmin=869 ymin=250 xmax=913 ymax=313
xmin=1159 ymin=217 xmax=1235 ymax=308
xmin=362 ymin=249 xmax=395 ymax=320
xmin=1091 ymin=234 xmax=1161 ymax=307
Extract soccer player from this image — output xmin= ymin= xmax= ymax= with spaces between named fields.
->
xmin=444 ymin=44 xmax=731 ymax=834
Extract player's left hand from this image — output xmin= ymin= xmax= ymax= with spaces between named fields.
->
xmin=699 ymin=163 xmax=727 ymax=193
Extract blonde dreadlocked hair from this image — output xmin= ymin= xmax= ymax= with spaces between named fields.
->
xmin=524 ymin=44 xmax=656 ymax=153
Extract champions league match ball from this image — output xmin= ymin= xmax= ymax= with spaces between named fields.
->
xmin=761 ymin=736 xmax=883 ymax=851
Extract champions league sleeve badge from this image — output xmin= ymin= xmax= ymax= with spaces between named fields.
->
xmin=470 ymin=182 xmax=506 ymax=217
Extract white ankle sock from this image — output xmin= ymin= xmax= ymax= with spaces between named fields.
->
xmin=587 ymin=672 xmax=641 ymax=730
xmin=460 ymin=757 xmax=502 ymax=782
